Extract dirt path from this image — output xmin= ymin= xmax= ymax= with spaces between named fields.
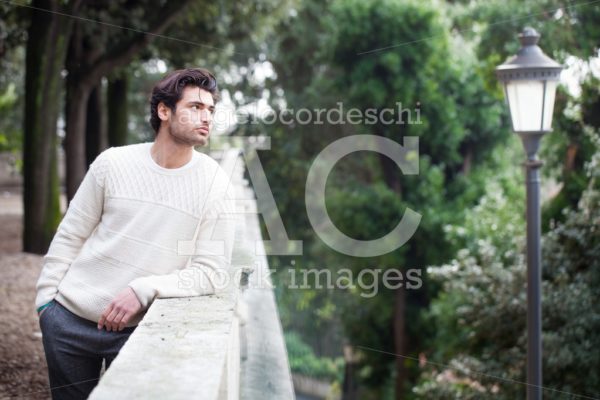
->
xmin=0 ymin=213 xmax=51 ymax=400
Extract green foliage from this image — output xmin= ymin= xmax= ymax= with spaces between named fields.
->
xmin=455 ymin=0 xmax=600 ymax=229
xmin=254 ymin=0 xmax=513 ymax=395
xmin=416 ymin=140 xmax=600 ymax=398
xmin=0 ymin=82 xmax=22 ymax=154
xmin=317 ymin=1 xmax=510 ymax=393
xmin=148 ymin=0 xmax=599 ymax=397
xmin=285 ymin=331 xmax=344 ymax=381
xmin=157 ymin=0 xmax=295 ymax=67
xmin=331 ymin=0 xmax=461 ymax=167
xmin=0 ymin=21 xmax=25 ymax=155
xmin=410 ymin=1 xmax=600 ymax=397
xmin=443 ymin=144 xmax=525 ymax=259
xmin=541 ymin=81 xmax=599 ymax=230
xmin=325 ymin=180 xmax=408 ymax=241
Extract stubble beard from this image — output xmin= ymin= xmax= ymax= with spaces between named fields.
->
xmin=168 ymin=121 xmax=208 ymax=148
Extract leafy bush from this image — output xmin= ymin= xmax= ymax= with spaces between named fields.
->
xmin=285 ymin=331 xmax=344 ymax=381
xmin=415 ymin=134 xmax=600 ymax=398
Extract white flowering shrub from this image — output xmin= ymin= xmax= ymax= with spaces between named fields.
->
xmin=415 ymin=137 xmax=600 ymax=399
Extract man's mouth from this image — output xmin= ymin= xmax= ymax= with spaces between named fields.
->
xmin=196 ymin=127 xmax=210 ymax=136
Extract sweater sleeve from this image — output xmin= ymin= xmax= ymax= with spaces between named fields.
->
xmin=34 ymin=151 xmax=109 ymax=311
xmin=128 ymin=185 xmax=237 ymax=308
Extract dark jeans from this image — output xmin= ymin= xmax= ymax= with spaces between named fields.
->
xmin=38 ymin=299 xmax=136 ymax=400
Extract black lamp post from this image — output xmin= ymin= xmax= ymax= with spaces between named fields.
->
xmin=496 ymin=27 xmax=563 ymax=400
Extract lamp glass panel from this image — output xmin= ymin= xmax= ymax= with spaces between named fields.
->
xmin=542 ymin=80 xmax=557 ymax=131
xmin=505 ymin=80 xmax=545 ymax=132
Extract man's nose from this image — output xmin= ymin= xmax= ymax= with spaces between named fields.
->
xmin=200 ymin=109 xmax=212 ymax=123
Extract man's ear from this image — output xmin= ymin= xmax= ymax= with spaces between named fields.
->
xmin=157 ymin=102 xmax=171 ymax=122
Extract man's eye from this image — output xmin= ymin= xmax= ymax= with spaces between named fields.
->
xmin=192 ymin=105 xmax=199 ymax=110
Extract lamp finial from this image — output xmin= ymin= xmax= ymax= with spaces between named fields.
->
xmin=519 ymin=27 xmax=540 ymax=46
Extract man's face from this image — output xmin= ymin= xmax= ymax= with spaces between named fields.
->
xmin=160 ymin=86 xmax=215 ymax=147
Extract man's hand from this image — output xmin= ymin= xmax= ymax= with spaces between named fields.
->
xmin=98 ymin=287 xmax=142 ymax=332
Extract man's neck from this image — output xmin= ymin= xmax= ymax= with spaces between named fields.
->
xmin=151 ymin=133 xmax=194 ymax=169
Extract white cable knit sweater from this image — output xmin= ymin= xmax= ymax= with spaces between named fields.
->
xmin=35 ymin=142 xmax=236 ymax=327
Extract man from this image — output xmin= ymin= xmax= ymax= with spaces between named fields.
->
xmin=35 ymin=68 xmax=236 ymax=399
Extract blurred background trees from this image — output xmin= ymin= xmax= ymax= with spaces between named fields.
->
xmin=1 ymin=0 xmax=598 ymax=398
xmin=2 ymin=0 xmax=291 ymax=252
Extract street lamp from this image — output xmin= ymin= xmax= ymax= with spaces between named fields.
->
xmin=496 ymin=27 xmax=563 ymax=400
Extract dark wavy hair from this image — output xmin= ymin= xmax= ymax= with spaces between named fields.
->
xmin=149 ymin=68 xmax=219 ymax=134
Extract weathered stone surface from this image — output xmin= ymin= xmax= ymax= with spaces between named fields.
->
xmin=88 ymin=295 xmax=237 ymax=400
xmin=238 ymin=185 xmax=295 ymax=400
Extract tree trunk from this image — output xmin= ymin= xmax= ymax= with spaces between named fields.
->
xmin=373 ymin=130 xmax=407 ymax=399
xmin=107 ymin=75 xmax=129 ymax=147
xmin=564 ymin=143 xmax=578 ymax=173
xmin=342 ymin=345 xmax=359 ymax=400
xmin=85 ymin=84 xmax=106 ymax=166
xmin=378 ymin=152 xmax=402 ymax=195
xmin=377 ymin=128 xmax=403 ymax=194
xmin=22 ymin=0 xmax=79 ymax=254
xmin=63 ymin=0 xmax=191 ymax=201
xmin=462 ymin=147 xmax=473 ymax=175
xmin=393 ymin=285 xmax=407 ymax=400
xmin=64 ymin=78 xmax=92 ymax=201
xmin=374 ymin=130 xmax=407 ymax=399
